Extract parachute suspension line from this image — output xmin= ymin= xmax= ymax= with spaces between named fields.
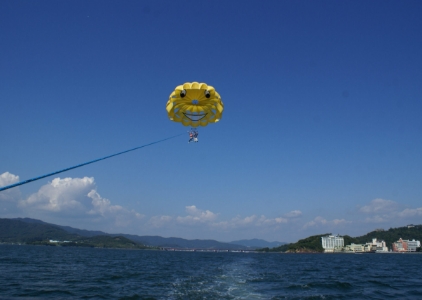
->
xmin=0 ymin=133 xmax=184 ymax=192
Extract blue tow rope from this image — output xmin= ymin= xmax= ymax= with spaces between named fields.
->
xmin=0 ymin=133 xmax=184 ymax=192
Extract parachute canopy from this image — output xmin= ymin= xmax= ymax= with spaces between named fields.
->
xmin=166 ymin=82 xmax=223 ymax=127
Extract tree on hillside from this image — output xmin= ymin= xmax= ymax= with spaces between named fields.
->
xmin=260 ymin=225 xmax=422 ymax=253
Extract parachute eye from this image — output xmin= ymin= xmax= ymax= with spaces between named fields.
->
xmin=204 ymin=90 xmax=211 ymax=98
xmin=180 ymin=89 xmax=187 ymax=98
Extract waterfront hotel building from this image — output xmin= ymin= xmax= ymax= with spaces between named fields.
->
xmin=321 ymin=235 xmax=344 ymax=252
xmin=392 ymin=238 xmax=421 ymax=252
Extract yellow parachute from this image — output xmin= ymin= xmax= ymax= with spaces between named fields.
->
xmin=166 ymin=82 xmax=224 ymax=127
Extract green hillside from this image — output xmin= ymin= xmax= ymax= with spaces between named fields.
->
xmin=353 ymin=225 xmax=422 ymax=248
xmin=261 ymin=234 xmax=329 ymax=253
xmin=261 ymin=225 xmax=422 ymax=253
xmin=0 ymin=218 xmax=77 ymax=242
xmin=13 ymin=218 xmax=250 ymax=250
xmin=0 ymin=218 xmax=148 ymax=249
xmin=31 ymin=235 xmax=148 ymax=249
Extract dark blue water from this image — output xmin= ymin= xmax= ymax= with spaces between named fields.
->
xmin=1 ymin=245 xmax=421 ymax=299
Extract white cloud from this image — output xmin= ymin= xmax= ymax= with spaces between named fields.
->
xmin=398 ymin=207 xmax=422 ymax=218
xmin=0 ymin=172 xmax=21 ymax=202
xmin=148 ymin=215 xmax=173 ymax=228
xmin=332 ymin=219 xmax=349 ymax=225
xmin=0 ymin=172 xmax=22 ymax=215
xmin=87 ymin=190 xmax=144 ymax=227
xmin=17 ymin=176 xmax=143 ymax=229
xmin=357 ymin=198 xmax=422 ymax=224
xmin=256 ymin=215 xmax=288 ymax=226
xmin=275 ymin=217 xmax=289 ymax=223
xmin=88 ymin=190 xmax=121 ymax=216
xmin=176 ymin=205 xmax=218 ymax=225
xmin=173 ymin=207 xmax=299 ymax=229
xmin=234 ymin=215 xmax=257 ymax=225
xmin=212 ymin=214 xmax=289 ymax=230
xmin=303 ymin=216 xmax=327 ymax=228
xmin=364 ymin=215 xmax=389 ymax=223
xmin=20 ymin=177 xmax=94 ymax=212
xmin=359 ymin=198 xmax=398 ymax=214
xmin=284 ymin=210 xmax=302 ymax=218
xmin=303 ymin=216 xmax=350 ymax=229
xmin=8 ymin=171 xmax=422 ymax=241
xmin=0 ymin=172 xmax=19 ymax=187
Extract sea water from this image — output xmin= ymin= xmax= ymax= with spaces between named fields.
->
xmin=1 ymin=245 xmax=421 ymax=299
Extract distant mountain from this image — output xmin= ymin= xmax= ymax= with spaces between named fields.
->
xmin=1 ymin=218 xmax=77 ymax=243
xmin=1 ymin=218 xmax=147 ymax=249
xmin=13 ymin=218 xmax=105 ymax=237
xmin=229 ymin=239 xmax=286 ymax=249
xmin=10 ymin=218 xmax=248 ymax=250
xmin=264 ymin=234 xmax=330 ymax=253
xmin=118 ymin=234 xmax=247 ymax=250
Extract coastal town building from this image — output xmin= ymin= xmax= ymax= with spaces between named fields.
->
xmin=343 ymin=238 xmax=388 ymax=253
xmin=371 ymin=238 xmax=389 ymax=252
xmin=49 ymin=240 xmax=70 ymax=243
xmin=392 ymin=238 xmax=421 ymax=252
xmin=321 ymin=235 xmax=344 ymax=252
xmin=344 ymin=243 xmax=373 ymax=253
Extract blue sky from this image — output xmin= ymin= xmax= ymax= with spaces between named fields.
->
xmin=1 ymin=0 xmax=421 ymax=243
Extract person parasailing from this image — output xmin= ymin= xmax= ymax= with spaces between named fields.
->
xmin=188 ymin=128 xmax=198 ymax=143
xmin=188 ymin=130 xmax=194 ymax=143
xmin=193 ymin=130 xmax=198 ymax=142
xmin=166 ymin=82 xmax=224 ymax=144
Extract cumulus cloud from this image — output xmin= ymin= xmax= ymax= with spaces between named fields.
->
xmin=303 ymin=216 xmax=327 ymax=228
xmin=357 ymin=198 xmax=421 ymax=224
xmin=87 ymin=190 xmax=144 ymax=227
xmin=150 ymin=206 xmax=300 ymax=231
xmin=303 ymin=216 xmax=350 ymax=229
xmin=232 ymin=215 xmax=258 ymax=226
xmin=0 ymin=172 xmax=302 ymax=237
xmin=17 ymin=176 xmax=143 ymax=228
xmin=0 ymin=172 xmax=22 ymax=215
xmin=359 ymin=198 xmax=398 ymax=214
xmin=0 ymin=172 xmax=19 ymax=187
xmin=256 ymin=215 xmax=288 ymax=226
xmin=364 ymin=215 xmax=389 ymax=223
xmin=284 ymin=210 xmax=302 ymax=218
xmin=148 ymin=215 xmax=173 ymax=228
xmin=212 ymin=214 xmax=289 ymax=230
xmin=20 ymin=177 xmax=94 ymax=212
xmin=176 ymin=205 xmax=218 ymax=225
xmin=89 ymin=190 xmax=121 ymax=216
xmin=10 ymin=171 xmax=422 ymax=241
xmin=0 ymin=172 xmax=21 ymax=202
xmin=398 ymin=207 xmax=422 ymax=218
xmin=355 ymin=199 xmax=422 ymax=224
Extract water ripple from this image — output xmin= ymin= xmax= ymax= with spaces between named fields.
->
xmin=1 ymin=245 xmax=422 ymax=299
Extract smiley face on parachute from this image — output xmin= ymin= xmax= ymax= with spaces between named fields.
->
xmin=166 ymin=82 xmax=224 ymax=127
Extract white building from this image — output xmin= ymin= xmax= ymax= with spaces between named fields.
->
xmin=407 ymin=239 xmax=421 ymax=252
xmin=392 ymin=238 xmax=421 ymax=252
xmin=321 ymin=235 xmax=344 ymax=252
xmin=371 ymin=238 xmax=389 ymax=252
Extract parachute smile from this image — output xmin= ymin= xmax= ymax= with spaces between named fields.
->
xmin=183 ymin=112 xmax=208 ymax=121
xmin=166 ymin=82 xmax=223 ymax=127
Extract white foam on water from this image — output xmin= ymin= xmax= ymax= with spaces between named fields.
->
xmin=167 ymin=255 xmax=267 ymax=299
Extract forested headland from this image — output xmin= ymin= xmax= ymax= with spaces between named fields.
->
xmin=260 ymin=225 xmax=422 ymax=253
